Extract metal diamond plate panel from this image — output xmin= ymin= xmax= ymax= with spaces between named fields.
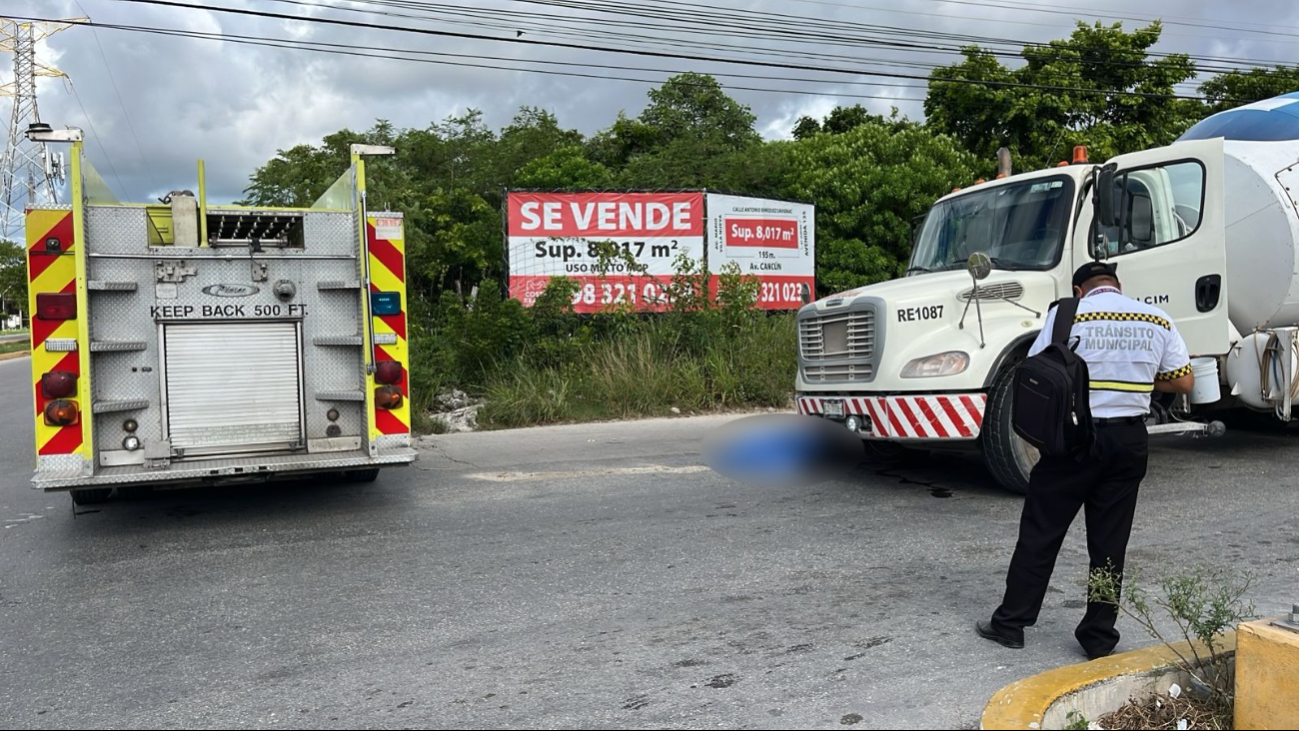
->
xmin=93 ymin=399 xmax=150 ymax=413
xmin=78 ymin=206 xmax=373 ymax=479
xmin=34 ymin=454 xmax=89 ymax=482
xmin=86 ymin=206 xmax=149 ymax=254
xmin=90 ymin=340 xmax=147 ymax=352
xmin=88 ymin=280 xmax=138 ymax=291
xmin=34 ymin=448 xmax=417 ymax=489
xmin=304 ymin=211 xmax=359 ymax=256
xmin=375 ymin=434 xmax=411 ymax=451
xmin=315 ymin=391 xmax=365 ymax=402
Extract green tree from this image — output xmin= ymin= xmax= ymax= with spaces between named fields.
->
xmin=0 ymin=240 xmax=26 ymax=315
xmin=514 ymin=145 xmax=615 ymax=189
xmin=925 ymin=21 xmax=1203 ymax=171
xmin=792 ymin=105 xmax=916 ymax=139
xmin=240 ymin=125 xmax=386 ymax=206
xmin=588 ymin=73 xmax=762 ymax=185
xmin=493 ymin=107 xmax=585 ymax=190
xmin=1200 ymin=66 xmax=1299 ymax=113
xmin=638 ymin=72 xmax=760 ymax=151
xmin=781 ymin=121 xmax=979 ymax=295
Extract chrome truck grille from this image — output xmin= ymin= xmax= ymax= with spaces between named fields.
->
xmin=798 ymin=304 xmax=879 ymax=384
xmin=959 ymin=281 xmax=1024 ymax=301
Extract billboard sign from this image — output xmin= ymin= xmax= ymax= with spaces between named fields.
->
xmin=506 ymin=191 xmax=704 ymax=313
xmin=706 ymin=193 xmax=815 ymax=311
xmin=505 ymin=190 xmax=813 ymax=312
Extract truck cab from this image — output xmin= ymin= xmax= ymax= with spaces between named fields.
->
xmin=795 ymin=139 xmax=1231 ymax=493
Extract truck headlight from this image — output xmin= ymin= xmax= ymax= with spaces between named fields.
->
xmin=901 ymin=351 xmax=970 ymax=378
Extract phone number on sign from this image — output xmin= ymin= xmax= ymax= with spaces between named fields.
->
xmin=570 ymin=281 xmax=701 ymax=307
xmin=759 ymin=281 xmax=807 ymax=305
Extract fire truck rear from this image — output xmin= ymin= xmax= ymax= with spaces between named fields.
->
xmin=24 ymin=125 xmax=416 ymax=504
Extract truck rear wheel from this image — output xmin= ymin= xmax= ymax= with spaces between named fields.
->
xmin=981 ymin=363 xmax=1037 ymax=495
xmin=70 ymin=488 xmax=113 ymax=505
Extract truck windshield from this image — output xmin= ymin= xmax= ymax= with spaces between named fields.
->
xmin=908 ymin=176 xmax=1075 ymax=274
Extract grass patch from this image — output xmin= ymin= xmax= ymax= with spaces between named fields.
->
xmin=0 ymin=340 xmax=29 ymax=355
xmin=477 ymin=315 xmax=796 ymax=429
xmin=407 ymin=261 xmax=801 ymax=431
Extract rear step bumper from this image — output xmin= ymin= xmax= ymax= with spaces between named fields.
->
xmin=32 ymin=448 xmax=418 ymax=491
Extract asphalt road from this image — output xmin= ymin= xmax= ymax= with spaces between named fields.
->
xmin=1 ymin=354 xmax=1296 ymax=730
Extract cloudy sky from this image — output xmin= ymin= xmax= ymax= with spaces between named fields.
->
xmin=6 ymin=0 xmax=1299 ymax=204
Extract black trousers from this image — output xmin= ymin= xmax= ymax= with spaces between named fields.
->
xmin=990 ymin=421 xmax=1149 ymax=656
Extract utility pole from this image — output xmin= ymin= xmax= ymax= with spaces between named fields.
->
xmin=0 ymin=18 xmax=82 ymax=241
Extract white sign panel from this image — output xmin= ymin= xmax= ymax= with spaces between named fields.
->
xmin=705 ymin=193 xmax=815 ymax=310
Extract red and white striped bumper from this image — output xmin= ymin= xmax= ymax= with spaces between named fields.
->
xmin=796 ymin=394 xmax=987 ymax=440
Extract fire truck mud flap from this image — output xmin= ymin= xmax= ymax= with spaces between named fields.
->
xmin=31 ymin=448 xmax=417 ymax=491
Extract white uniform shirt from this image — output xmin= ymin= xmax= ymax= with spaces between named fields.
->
xmin=1027 ymin=286 xmax=1192 ymax=419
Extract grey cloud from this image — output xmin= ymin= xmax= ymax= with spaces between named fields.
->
xmin=9 ymin=0 xmax=1299 ymax=204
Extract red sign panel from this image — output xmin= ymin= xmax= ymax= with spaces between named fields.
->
xmin=724 ymin=218 xmax=799 ymax=249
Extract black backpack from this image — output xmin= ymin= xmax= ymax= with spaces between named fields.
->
xmin=1011 ymin=298 xmax=1094 ymax=458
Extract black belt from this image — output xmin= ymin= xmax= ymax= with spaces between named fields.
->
xmin=1094 ymin=416 xmax=1145 ymax=426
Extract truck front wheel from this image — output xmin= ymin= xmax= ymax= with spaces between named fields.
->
xmin=981 ymin=364 xmax=1037 ymax=495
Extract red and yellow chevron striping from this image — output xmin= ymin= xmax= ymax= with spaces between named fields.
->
xmin=26 ymin=209 xmax=89 ymax=460
xmin=367 ymin=216 xmax=410 ymax=438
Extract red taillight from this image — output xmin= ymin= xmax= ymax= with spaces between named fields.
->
xmin=41 ymin=370 xmax=78 ymax=398
xmin=43 ymin=399 xmax=79 ymax=426
xmin=375 ymin=386 xmax=403 ymax=410
xmin=36 ymin=292 xmax=76 ymax=320
xmin=375 ymin=360 xmax=402 ymax=384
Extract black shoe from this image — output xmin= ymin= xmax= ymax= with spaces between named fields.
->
xmin=1084 ymin=647 xmax=1114 ymax=661
xmin=975 ymin=620 xmax=1024 ymax=649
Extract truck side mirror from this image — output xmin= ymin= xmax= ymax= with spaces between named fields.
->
xmin=1095 ymin=164 xmax=1118 ymax=228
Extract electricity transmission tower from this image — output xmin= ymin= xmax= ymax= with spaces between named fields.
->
xmin=1 ymin=18 xmax=81 ymax=241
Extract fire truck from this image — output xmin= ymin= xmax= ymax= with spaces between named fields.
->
xmin=23 ymin=124 xmax=416 ymax=505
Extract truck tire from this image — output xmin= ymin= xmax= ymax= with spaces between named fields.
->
xmin=70 ymin=488 xmax=113 ymax=505
xmin=981 ymin=364 xmax=1037 ymax=495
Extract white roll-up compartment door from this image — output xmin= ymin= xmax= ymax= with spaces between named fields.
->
xmin=163 ymin=322 xmax=305 ymax=456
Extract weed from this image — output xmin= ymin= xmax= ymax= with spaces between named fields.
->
xmin=1088 ymin=563 xmax=1254 ymax=727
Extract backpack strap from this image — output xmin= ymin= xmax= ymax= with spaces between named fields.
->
xmin=1051 ymin=297 xmax=1080 ymax=345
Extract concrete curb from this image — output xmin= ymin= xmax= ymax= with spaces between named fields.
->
xmin=980 ymin=632 xmax=1237 ymax=730
xmin=0 ymin=350 xmax=30 ymax=362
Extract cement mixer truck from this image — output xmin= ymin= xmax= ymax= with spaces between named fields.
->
xmin=795 ymin=93 xmax=1299 ymax=493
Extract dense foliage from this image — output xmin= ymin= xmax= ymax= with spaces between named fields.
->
xmin=225 ymin=21 xmax=1299 ymax=426
xmin=5 ymin=22 xmax=1286 ymax=421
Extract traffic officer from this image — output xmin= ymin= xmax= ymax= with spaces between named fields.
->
xmin=976 ymin=261 xmax=1195 ymax=660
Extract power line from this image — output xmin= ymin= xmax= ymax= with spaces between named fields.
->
xmin=65 ymin=78 xmax=128 ymax=193
xmin=495 ymin=0 xmax=1299 ymax=75
xmin=266 ymin=0 xmax=1299 ymax=81
xmin=915 ymin=0 xmax=1299 ymax=40
xmin=71 ymin=0 xmax=160 ymax=194
xmin=708 ymin=0 xmax=1299 ymax=48
xmin=45 ymin=19 xmax=928 ymax=103
xmin=104 ymin=0 xmax=1244 ymax=102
